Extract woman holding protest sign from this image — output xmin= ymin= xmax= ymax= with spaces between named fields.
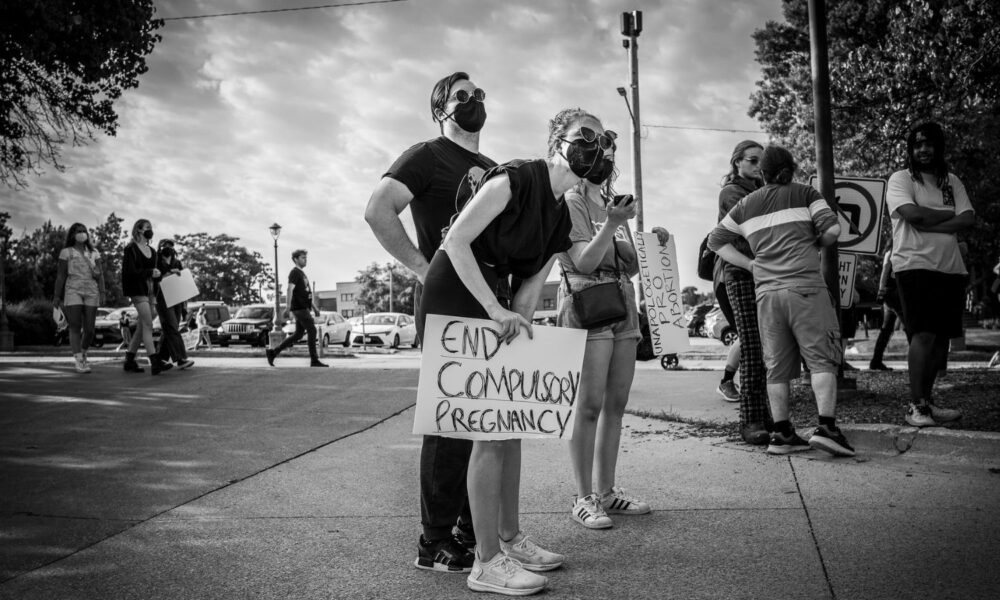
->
xmin=153 ymin=238 xmax=194 ymax=370
xmin=419 ymin=108 xmax=617 ymax=596
xmin=556 ymin=155 xmax=669 ymax=529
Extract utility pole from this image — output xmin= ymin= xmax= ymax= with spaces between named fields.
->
xmin=621 ymin=10 xmax=643 ymax=232
xmin=387 ymin=263 xmax=393 ymax=313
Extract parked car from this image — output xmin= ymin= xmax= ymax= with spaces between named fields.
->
xmin=184 ymin=301 xmax=231 ymax=343
xmin=685 ymin=303 xmax=716 ymax=337
xmin=704 ymin=306 xmax=738 ymax=346
xmin=281 ymin=310 xmax=351 ymax=348
xmin=93 ymin=307 xmax=161 ymax=347
xmin=349 ymin=312 xmax=418 ymax=349
xmin=218 ymin=305 xmax=274 ymax=347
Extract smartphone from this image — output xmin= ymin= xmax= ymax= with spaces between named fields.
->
xmin=612 ymin=194 xmax=634 ymax=207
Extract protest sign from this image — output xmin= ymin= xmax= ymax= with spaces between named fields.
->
xmin=635 ymin=232 xmax=690 ymax=355
xmin=160 ymin=268 xmax=199 ymax=307
xmin=182 ymin=328 xmax=200 ymax=352
xmin=413 ymin=314 xmax=587 ymax=440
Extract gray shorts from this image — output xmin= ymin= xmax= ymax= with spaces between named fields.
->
xmin=757 ymin=286 xmax=842 ymax=383
xmin=557 ymin=273 xmax=640 ymax=342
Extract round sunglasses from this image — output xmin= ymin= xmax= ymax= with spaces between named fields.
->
xmin=449 ymin=88 xmax=486 ymax=104
xmin=562 ymin=126 xmax=618 ymax=151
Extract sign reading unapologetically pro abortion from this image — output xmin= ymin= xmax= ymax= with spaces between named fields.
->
xmin=413 ymin=314 xmax=587 ymax=441
xmin=635 ymin=232 xmax=690 ymax=356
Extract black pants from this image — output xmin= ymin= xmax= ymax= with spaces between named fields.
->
xmin=871 ymin=289 xmax=904 ymax=364
xmin=155 ymin=295 xmax=188 ymax=362
xmin=415 ymin=250 xmax=504 ymax=541
xmin=276 ymin=309 xmax=318 ymax=359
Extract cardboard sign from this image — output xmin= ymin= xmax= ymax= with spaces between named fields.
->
xmin=413 ymin=314 xmax=586 ymax=440
xmin=160 ymin=268 xmax=199 ymax=307
xmin=635 ymin=232 xmax=690 ymax=355
xmin=182 ymin=327 xmax=200 ymax=352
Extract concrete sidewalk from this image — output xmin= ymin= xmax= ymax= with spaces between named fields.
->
xmin=1 ymin=359 xmax=999 ymax=599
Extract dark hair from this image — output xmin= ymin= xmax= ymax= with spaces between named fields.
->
xmin=430 ymin=71 xmax=469 ymax=130
xmin=906 ymin=122 xmax=949 ymax=185
xmin=291 ymin=249 xmax=308 ymax=261
xmin=723 ymin=140 xmax=764 ymax=186
xmin=546 ymin=108 xmax=600 ymax=159
xmin=64 ymin=222 xmax=95 ymax=252
xmin=759 ymin=145 xmax=797 ymax=185
xmin=130 ymin=219 xmax=151 ymax=243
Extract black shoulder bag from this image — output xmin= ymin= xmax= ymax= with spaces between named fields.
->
xmin=562 ymin=200 xmax=628 ymax=329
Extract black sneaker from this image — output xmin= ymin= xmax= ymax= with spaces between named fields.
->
xmin=310 ymin=360 xmax=329 ymax=368
xmin=740 ymin=422 xmax=770 ymax=446
xmin=869 ymin=361 xmax=893 ymax=371
xmin=809 ymin=425 xmax=856 ymax=457
xmin=414 ymin=534 xmax=474 ymax=573
xmin=766 ymin=430 xmax=811 ymax=455
xmin=266 ymin=349 xmax=276 ymax=366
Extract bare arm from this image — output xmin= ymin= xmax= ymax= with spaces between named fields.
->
xmin=441 ymin=175 xmax=531 ymax=343
xmin=895 ymin=204 xmax=955 ymax=227
xmin=566 ymin=197 xmax=635 ymax=273
xmin=53 ymin=258 xmax=68 ymax=308
xmin=364 ymin=178 xmax=430 ymax=283
xmin=714 ymin=244 xmax=753 ymax=271
xmin=913 ymin=210 xmax=975 ymax=234
xmin=878 ymin=252 xmax=892 ymax=292
xmin=97 ymin=257 xmax=107 ymax=304
xmin=818 ymin=222 xmax=841 ymax=246
xmin=511 ymin=255 xmax=558 ymax=324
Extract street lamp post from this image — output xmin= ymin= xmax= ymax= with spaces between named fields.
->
xmin=621 ymin=10 xmax=644 ymax=232
xmin=268 ymin=223 xmax=283 ymax=350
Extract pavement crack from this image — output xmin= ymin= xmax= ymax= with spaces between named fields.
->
xmin=788 ymin=458 xmax=838 ymax=600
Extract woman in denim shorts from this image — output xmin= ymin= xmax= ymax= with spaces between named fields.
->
xmin=556 ymin=167 xmax=670 ymax=530
xmin=53 ymin=223 xmax=106 ymax=373
xmin=121 ymin=219 xmax=168 ymax=375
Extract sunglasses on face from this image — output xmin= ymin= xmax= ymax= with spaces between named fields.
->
xmin=449 ymin=88 xmax=486 ymax=104
xmin=562 ymin=126 xmax=618 ymax=151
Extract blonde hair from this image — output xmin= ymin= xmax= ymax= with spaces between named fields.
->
xmin=130 ymin=219 xmax=151 ymax=242
xmin=546 ymin=108 xmax=601 ymax=158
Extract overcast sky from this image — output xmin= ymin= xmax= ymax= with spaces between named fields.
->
xmin=4 ymin=0 xmax=785 ymax=294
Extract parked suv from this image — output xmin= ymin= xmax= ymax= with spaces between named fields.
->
xmin=218 ymin=305 xmax=274 ymax=347
xmin=185 ymin=301 xmax=231 ymax=344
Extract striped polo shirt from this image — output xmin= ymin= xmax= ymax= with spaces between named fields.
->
xmin=707 ymin=182 xmax=838 ymax=294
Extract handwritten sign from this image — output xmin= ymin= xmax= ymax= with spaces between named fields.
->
xmin=635 ymin=232 xmax=690 ymax=355
xmin=160 ymin=268 xmax=199 ymax=307
xmin=413 ymin=314 xmax=587 ymax=440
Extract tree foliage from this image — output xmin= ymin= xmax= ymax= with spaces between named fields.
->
xmin=0 ymin=0 xmax=163 ymax=188
xmin=91 ymin=212 xmax=128 ymax=306
xmin=171 ymin=233 xmax=274 ymax=306
xmin=355 ymin=262 xmax=418 ymax=315
xmin=749 ymin=0 xmax=1000 ymax=297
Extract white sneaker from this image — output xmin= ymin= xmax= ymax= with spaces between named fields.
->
xmin=927 ymin=403 xmax=961 ymax=423
xmin=571 ymin=494 xmax=613 ymax=529
xmin=499 ymin=532 xmax=563 ymax=572
xmin=73 ymin=354 xmax=90 ymax=373
xmin=988 ymin=351 xmax=1000 ymax=369
xmin=905 ymin=403 xmax=937 ymax=427
xmin=466 ymin=550 xmax=547 ymax=596
xmin=599 ymin=486 xmax=651 ymax=515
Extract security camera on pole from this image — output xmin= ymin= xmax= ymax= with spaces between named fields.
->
xmin=621 ymin=10 xmax=643 ymax=231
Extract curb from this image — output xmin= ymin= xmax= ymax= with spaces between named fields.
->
xmin=839 ymin=423 xmax=1000 ymax=464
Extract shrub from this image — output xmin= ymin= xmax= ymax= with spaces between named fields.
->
xmin=5 ymin=298 xmax=57 ymax=346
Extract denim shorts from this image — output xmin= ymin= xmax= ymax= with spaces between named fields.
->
xmin=64 ymin=290 xmax=100 ymax=307
xmin=757 ymin=286 xmax=842 ymax=383
xmin=557 ymin=272 xmax=640 ymax=342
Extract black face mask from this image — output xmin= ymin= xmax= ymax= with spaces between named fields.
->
xmin=586 ymin=157 xmax=615 ymax=185
xmin=161 ymin=248 xmax=174 ymax=258
xmin=441 ymin=101 xmax=487 ymax=133
xmin=562 ymin=141 xmax=604 ymax=179
xmin=143 ymin=230 xmax=154 ymax=240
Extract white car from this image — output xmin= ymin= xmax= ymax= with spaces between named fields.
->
xmin=349 ymin=312 xmax=418 ymax=349
xmin=281 ymin=311 xmax=352 ymax=348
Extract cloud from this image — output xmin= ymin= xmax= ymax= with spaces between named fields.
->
xmin=4 ymin=0 xmax=784 ymax=293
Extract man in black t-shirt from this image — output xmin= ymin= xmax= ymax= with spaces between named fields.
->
xmin=267 ymin=249 xmax=327 ymax=367
xmin=365 ymin=71 xmax=495 ymax=574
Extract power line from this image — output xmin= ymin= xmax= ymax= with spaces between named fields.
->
xmin=645 ymin=123 xmax=764 ymax=134
xmin=162 ymin=0 xmax=407 ymax=21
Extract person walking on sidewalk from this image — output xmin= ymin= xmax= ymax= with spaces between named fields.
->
xmin=266 ymin=249 xmax=326 ymax=367
xmin=715 ymin=140 xmax=771 ymax=445
xmin=887 ymin=122 xmax=975 ymax=426
xmin=365 ymin=71 xmax=496 ymax=576
xmin=556 ymin=161 xmax=669 ymax=530
xmin=709 ymin=145 xmax=855 ymax=458
xmin=870 ymin=244 xmax=904 ymax=371
xmin=121 ymin=219 xmax=170 ymax=375
xmin=152 ymin=239 xmax=194 ymax=370
xmin=194 ymin=306 xmax=213 ymax=350
xmin=52 ymin=223 xmax=106 ymax=373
